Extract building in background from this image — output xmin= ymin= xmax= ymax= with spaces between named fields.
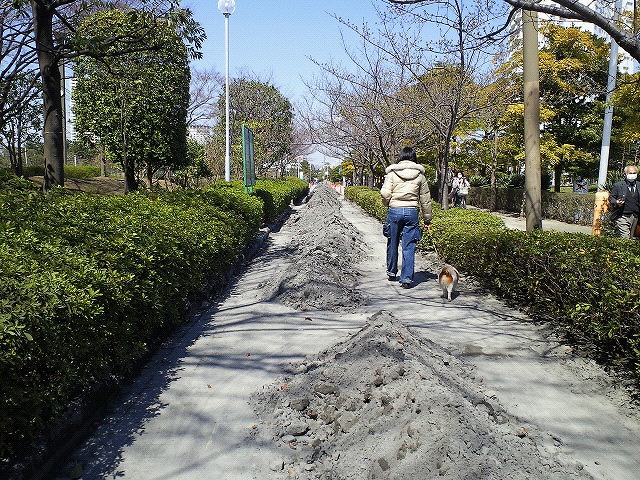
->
xmin=66 ymin=77 xmax=77 ymax=142
xmin=188 ymin=125 xmax=214 ymax=144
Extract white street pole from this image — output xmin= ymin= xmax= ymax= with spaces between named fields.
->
xmin=218 ymin=0 xmax=235 ymax=182
xmin=224 ymin=12 xmax=231 ymax=182
xmin=598 ymin=0 xmax=623 ymax=190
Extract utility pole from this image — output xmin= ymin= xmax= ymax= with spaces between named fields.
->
xmin=60 ymin=60 xmax=67 ymax=167
xmin=522 ymin=10 xmax=542 ymax=231
xmin=593 ymin=0 xmax=623 ymax=235
xmin=597 ymin=0 xmax=623 ymax=190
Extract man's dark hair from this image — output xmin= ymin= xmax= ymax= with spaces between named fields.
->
xmin=398 ymin=146 xmax=417 ymax=162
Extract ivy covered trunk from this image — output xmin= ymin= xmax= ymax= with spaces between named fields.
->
xmin=31 ymin=0 xmax=64 ymax=190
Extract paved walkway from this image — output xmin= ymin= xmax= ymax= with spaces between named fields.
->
xmin=53 ymin=195 xmax=639 ymax=480
xmin=468 ymin=206 xmax=593 ymax=234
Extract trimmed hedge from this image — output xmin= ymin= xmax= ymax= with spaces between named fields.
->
xmin=254 ymin=178 xmax=309 ymax=223
xmin=345 ymin=186 xmax=640 ymax=383
xmin=344 ymin=185 xmax=389 ymax=220
xmin=0 ymin=175 xmax=307 ymax=468
xmin=468 ymin=187 xmax=595 ymax=226
xmin=9 ymin=165 xmax=103 ymax=178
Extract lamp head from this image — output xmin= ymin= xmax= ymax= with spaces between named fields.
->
xmin=218 ymin=0 xmax=236 ymax=15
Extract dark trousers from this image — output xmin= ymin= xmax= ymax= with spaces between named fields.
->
xmin=385 ymin=207 xmax=421 ymax=284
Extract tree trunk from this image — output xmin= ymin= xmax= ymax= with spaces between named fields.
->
xmin=367 ymin=162 xmax=375 ymax=188
xmin=554 ymin=163 xmax=562 ymax=192
xmin=8 ymin=140 xmax=19 ymax=175
xmin=15 ymin=119 xmax=24 ymax=177
xmin=123 ymin=158 xmax=137 ymax=193
xmin=523 ymin=10 xmax=543 ymax=231
xmin=489 ymin=130 xmax=498 ymax=211
xmin=100 ymin=145 xmax=107 ymax=177
xmin=437 ymin=148 xmax=450 ymax=210
xmin=31 ymin=0 xmax=64 ymax=190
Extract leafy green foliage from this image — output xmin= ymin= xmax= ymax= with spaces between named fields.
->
xmin=173 ymin=139 xmax=211 ymax=187
xmin=612 ymin=72 xmax=640 ymax=154
xmin=253 ymin=178 xmax=309 ymax=223
xmin=346 ymin=186 xmax=640 ymax=387
xmin=0 ymin=173 xmax=307 ymax=464
xmin=72 ymin=9 xmax=191 ymax=191
xmin=344 ymin=186 xmax=389 ymax=221
xmin=215 ymin=78 xmax=294 ymax=178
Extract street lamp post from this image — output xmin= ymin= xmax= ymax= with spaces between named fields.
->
xmin=218 ymin=0 xmax=235 ymax=182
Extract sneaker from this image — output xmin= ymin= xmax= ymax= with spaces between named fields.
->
xmin=401 ymin=282 xmax=411 ymax=289
xmin=388 ymin=275 xmax=396 ymax=281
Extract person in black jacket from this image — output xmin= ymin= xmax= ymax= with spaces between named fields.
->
xmin=609 ymin=165 xmax=639 ymax=238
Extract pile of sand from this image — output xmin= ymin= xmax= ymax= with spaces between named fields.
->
xmin=252 ymin=311 xmax=592 ymax=480
xmin=264 ymin=184 xmax=367 ymax=311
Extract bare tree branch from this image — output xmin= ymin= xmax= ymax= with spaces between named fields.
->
xmin=388 ymin=0 xmax=640 ymax=62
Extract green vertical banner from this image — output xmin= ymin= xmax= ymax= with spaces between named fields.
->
xmin=242 ymin=124 xmax=256 ymax=193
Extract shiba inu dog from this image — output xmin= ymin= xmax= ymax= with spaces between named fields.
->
xmin=438 ymin=263 xmax=459 ymax=301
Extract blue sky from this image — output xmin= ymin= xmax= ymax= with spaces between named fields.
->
xmin=182 ymin=0 xmax=385 ymax=104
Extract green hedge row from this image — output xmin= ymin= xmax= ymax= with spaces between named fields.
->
xmin=468 ymin=187 xmax=595 ymax=226
xmin=8 ymin=165 xmax=103 ymax=178
xmin=0 ymin=175 xmax=307 ymax=467
xmin=254 ymin=178 xmax=309 ymax=223
xmin=345 ymin=186 xmax=640 ymax=382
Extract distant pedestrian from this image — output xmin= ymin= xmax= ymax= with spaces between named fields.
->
xmin=380 ymin=147 xmax=432 ymax=288
xmin=609 ymin=165 xmax=639 ymax=239
xmin=450 ymin=172 xmax=470 ymax=208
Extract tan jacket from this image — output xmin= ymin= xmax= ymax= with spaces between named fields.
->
xmin=380 ymin=161 xmax=432 ymax=223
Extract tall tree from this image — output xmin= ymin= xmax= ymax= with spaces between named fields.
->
xmin=497 ymin=24 xmax=609 ymax=189
xmin=612 ymin=72 xmax=640 ymax=165
xmin=9 ymin=0 xmax=202 ymax=190
xmin=188 ymin=67 xmax=222 ymax=128
xmin=72 ymin=8 xmax=191 ymax=192
xmin=216 ymin=76 xmax=294 ymax=178
xmin=380 ymin=0 xmax=509 ymax=207
xmin=0 ymin=74 xmax=42 ymax=175
xmin=0 ymin=4 xmax=40 ymax=176
xmin=538 ymin=24 xmax=608 ymax=189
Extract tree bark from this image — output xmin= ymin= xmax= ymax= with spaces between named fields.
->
xmin=523 ymin=10 xmax=543 ymax=231
xmin=123 ymin=158 xmax=137 ymax=193
xmin=489 ymin=129 xmax=498 ymax=211
xmin=100 ymin=145 xmax=107 ymax=177
xmin=554 ymin=164 xmax=562 ymax=192
xmin=31 ymin=0 xmax=64 ymax=190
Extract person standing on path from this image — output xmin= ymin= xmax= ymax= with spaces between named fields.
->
xmin=380 ymin=147 xmax=432 ymax=288
xmin=608 ymin=165 xmax=640 ymax=239
xmin=450 ymin=172 xmax=470 ymax=208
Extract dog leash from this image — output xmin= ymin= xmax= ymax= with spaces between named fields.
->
xmin=425 ymin=229 xmax=443 ymax=266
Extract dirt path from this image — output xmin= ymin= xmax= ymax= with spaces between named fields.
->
xmin=55 ymin=185 xmax=640 ymax=480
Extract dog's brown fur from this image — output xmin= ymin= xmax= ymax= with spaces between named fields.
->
xmin=438 ymin=264 xmax=459 ymax=301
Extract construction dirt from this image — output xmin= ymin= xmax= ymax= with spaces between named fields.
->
xmin=250 ymin=186 xmax=594 ymax=480
xmin=53 ymin=183 xmax=640 ymax=480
